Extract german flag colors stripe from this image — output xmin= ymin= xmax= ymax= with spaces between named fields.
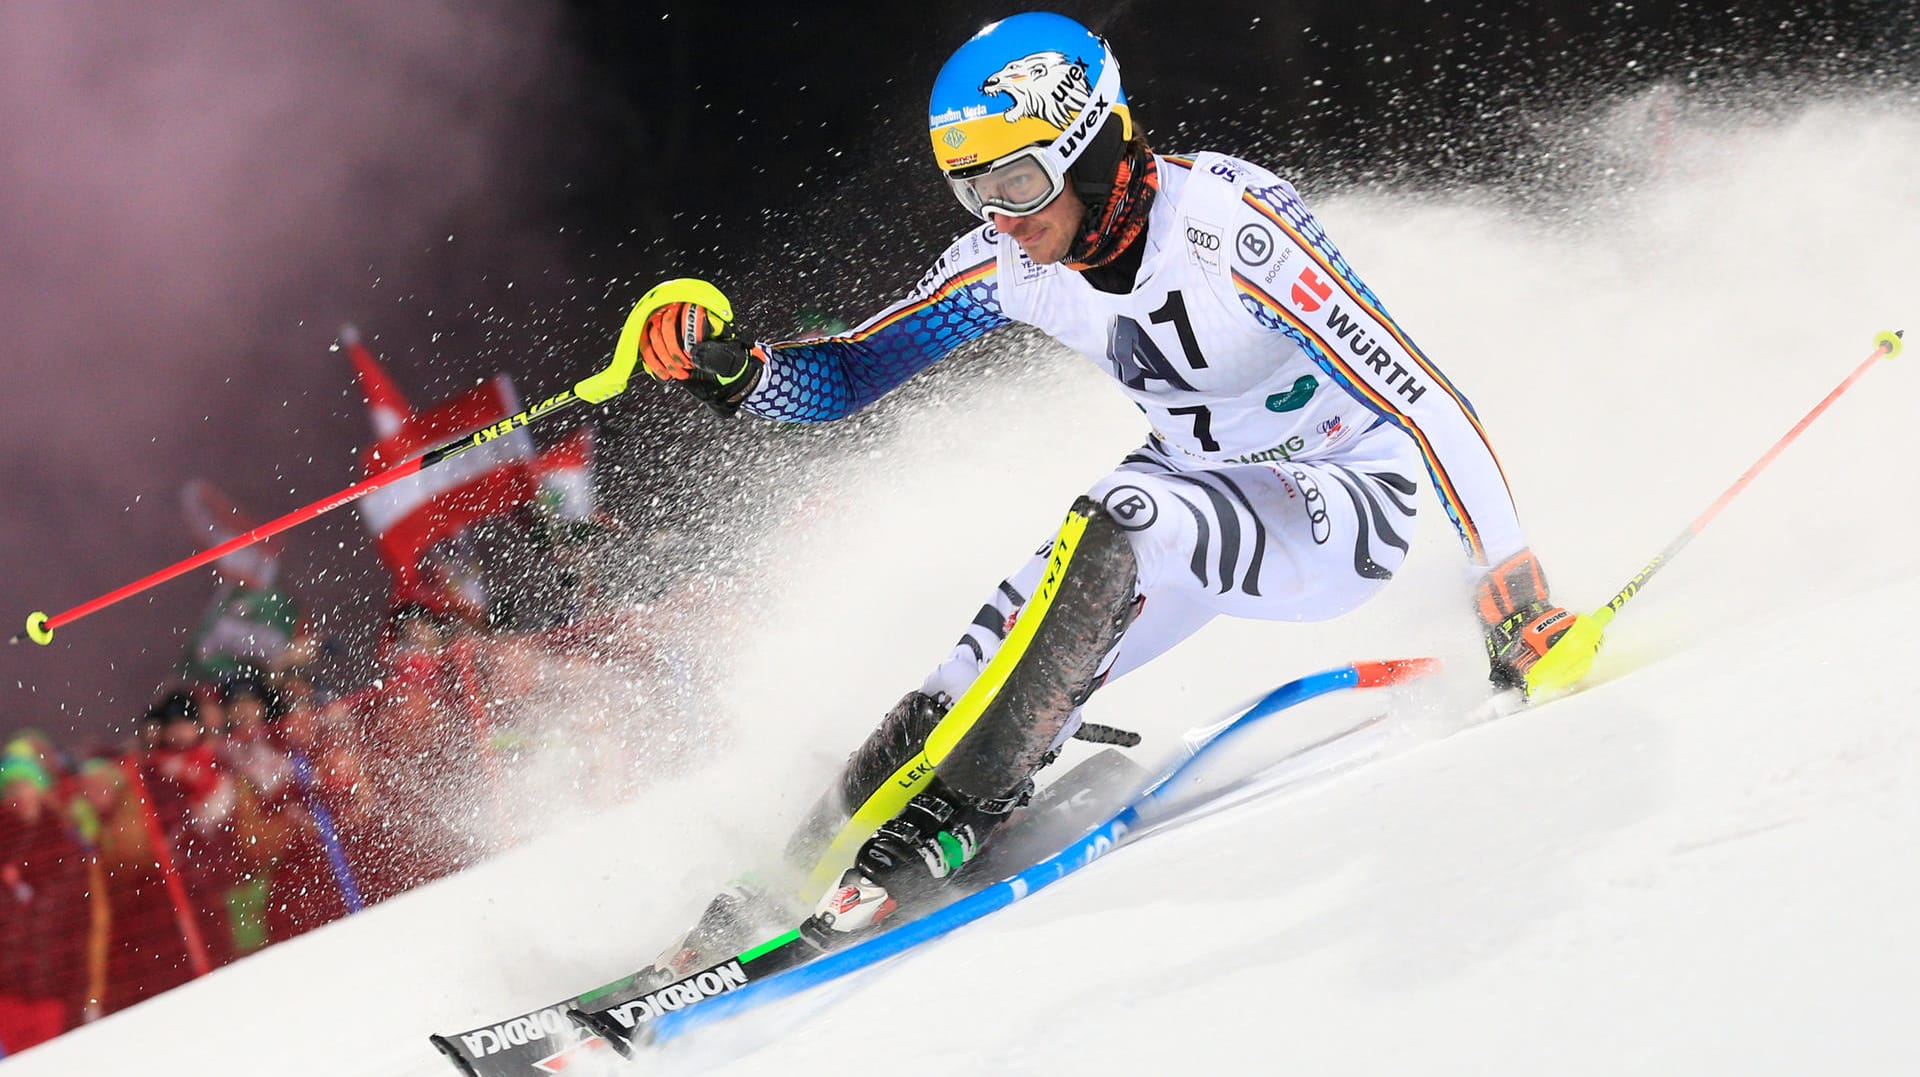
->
xmin=1232 ymin=192 xmax=1511 ymax=561
xmin=778 ymin=256 xmax=999 ymax=351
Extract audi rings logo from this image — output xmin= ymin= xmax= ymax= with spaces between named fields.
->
xmin=1287 ymin=467 xmax=1332 ymax=545
xmin=1184 ymin=226 xmax=1220 ymax=251
xmin=1101 ymin=486 xmax=1159 ymax=531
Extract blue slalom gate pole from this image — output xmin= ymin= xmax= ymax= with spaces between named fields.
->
xmin=290 ymin=751 xmax=366 ymax=914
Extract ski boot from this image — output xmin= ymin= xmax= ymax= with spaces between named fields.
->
xmin=802 ymin=776 xmax=1026 ymax=944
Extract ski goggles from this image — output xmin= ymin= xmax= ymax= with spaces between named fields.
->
xmin=948 ymin=148 xmax=1067 ymax=219
xmin=944 ymin=51 xmax=1124 ymax=220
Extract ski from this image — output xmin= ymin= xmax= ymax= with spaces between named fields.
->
xmin=427 ymin=743 xmax=1147 ymax=1075
xmin=637 ymin=658 xmax=1437 ymax=1046
xmin=562 ymin=744 xmax=1151 ymax=1055
xmin=427 ymin=658 xmax=1435 ymax=1074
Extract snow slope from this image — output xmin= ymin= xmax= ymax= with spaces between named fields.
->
xmin=8 ymin=93 xmax=1919 ymax=1076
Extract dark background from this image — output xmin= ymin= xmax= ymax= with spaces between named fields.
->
xmin=2 ymin=0 xmax=1911 ymax=745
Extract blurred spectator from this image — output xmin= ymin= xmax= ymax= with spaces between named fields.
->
xmin=216 ymin=677 xmax=294 ymax=807
xmin=5 ymin=562 xmax=698 ymax=1048
xmin=269 ymin=628 xmax=325 ymax=674
xmin=380 ymin=601 xmax=448 ymax=667
xmin=63 ymin=760 xmax=118 ymax=1021
xmin=260 ymin=700 xmax=358 ymax=940
xmin=268 ymin=628 xmax=351 ymax=704
xmin=309 ymin=700 xmax=382 ymax=832
xmin=78 ymin=751 xmax=196 ymax=1014
xmin=368 ymin=604 xmax=474 ymax=892
xmin=213 ymin=676 xmax=296 ymax=956
xmin=313 ymin=721 xmax=409 ymax=904
xmin=270 ymin=667 xmax=321 ymax=717
xmin=191 ymin=682 xmax=228 ymax=741
xmin=4 ymin=734 xmax=68 ymax=788
xmin=376 ymin=604 xmax=459 ymax=765
xmin=414 ymin=546 xmax=491 ymax=631
xmin=0 ymin=742 xmax=90 ymax=1053
xmin=139 ymin=692 xmax=240 ymax=968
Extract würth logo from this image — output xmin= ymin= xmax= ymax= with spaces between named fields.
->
xmin=1290 ymin=267 xmax=1332 ymax=312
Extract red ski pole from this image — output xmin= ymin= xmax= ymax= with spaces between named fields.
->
xmin=14 ymin=278 xmax=729 ymax=646
xmin=1526 ymin=329 xmax=1904 ymax=695
xmin=14 ymin=396 xmax=585 ymax=646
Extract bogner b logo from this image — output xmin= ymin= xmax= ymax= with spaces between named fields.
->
xmin=1101 ymin=485 xmax=1159 ymax=531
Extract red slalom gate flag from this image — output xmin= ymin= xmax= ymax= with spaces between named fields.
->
xmin=179 ymin=479 xmax=281 ymax=589
xmin=341 ymin=326 xmax=409 ymax=443
xmin=344 ymin=334 xmax=535 ymax=597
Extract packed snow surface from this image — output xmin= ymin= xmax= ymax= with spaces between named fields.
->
xmin=8 ymin=94 xmax=1919 ymax=1075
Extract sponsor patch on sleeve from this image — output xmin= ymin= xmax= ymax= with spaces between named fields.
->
xmin=1184 ymin=217 xmax=1223 ymax=274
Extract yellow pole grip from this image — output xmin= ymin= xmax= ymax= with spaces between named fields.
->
xmin=1523 ymin=605 xmax=1612 ymax=698
xmin=575 ymin=278 xmax=736 ymax=404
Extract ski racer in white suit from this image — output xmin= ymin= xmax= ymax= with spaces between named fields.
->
xmin=632 ymin=12 xmax=1598 ymax=943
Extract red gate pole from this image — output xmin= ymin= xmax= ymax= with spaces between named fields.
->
xmin=117 ymin=757 xmax=213 ymax=977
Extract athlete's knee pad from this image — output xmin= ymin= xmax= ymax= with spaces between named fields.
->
xmin=1055 ymin=495 xmax=1142 ymax=708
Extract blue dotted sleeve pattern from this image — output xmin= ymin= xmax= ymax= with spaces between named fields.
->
xmin=743 ymin=235 xmax=1011 ymax=423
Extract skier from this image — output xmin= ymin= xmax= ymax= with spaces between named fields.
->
xmin=633 ymin=12 xmax=1596 ymax=950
